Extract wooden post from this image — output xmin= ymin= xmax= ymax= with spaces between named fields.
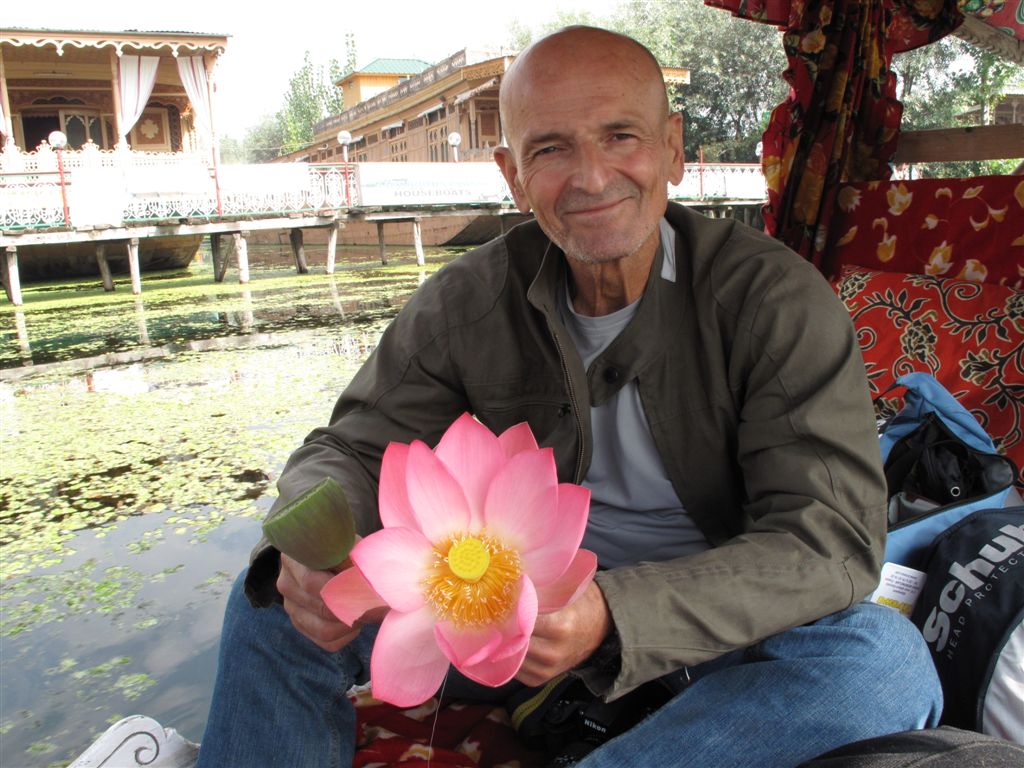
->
xmin=0 ymin=49 xmax=15 ymax=140
xmin=326 ymin=223 xmax=340 ymax=274
xmin=96 ymin=244 xmax=115 ymax=291
xmin=234 ymin=231 xmax=250 ymax=284
xmin=126 ymin=238 xmax=142 ymax=294
xmin=109 ymin=50 xmax=124 ymax=146
xmin=3 ymin=246 xmax=23 ymax=306
xmin=498 ymin=214 xmax=507 ymax=235
xmin=289 ymin=228 xmax=309 ymax=274
xmin=211 ymin=233 xmax=229 ymax=282
xmin=412 ymin=219 xmax=425 ymax=266
xmin=377 ymin=221 xmax=387 ymax=265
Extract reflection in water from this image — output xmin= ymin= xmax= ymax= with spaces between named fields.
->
xmin=239 ymin=288 xmax=254 ymax=332
xmin=14 ymin=310 xmax=31 ymax=362
xmin=0 ymin=247 xmax=461 ymax=767
xmin=0 ymin=245 xmax=458 ymax=372
xmin=134 ymin=297 xmax=150 ymax=345
xmin=327 ymin=276 xmax=346 ymax=318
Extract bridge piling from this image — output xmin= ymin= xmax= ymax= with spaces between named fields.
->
xmin=412 ymin=219 xmax=425 ymax=267
xmin=211 ymin=234 xmax=228 ymax=282
xmin=126 ymin=239 xmax=142 ymax=295
xmin=326 ymin=223 xmax=340 ymax=274
xmin=233 ymin=232 xmax=250 ymax=284
xmin=290 ymin=229 xmax=309 ymax=274
xmin=376 ymin=222 xmax=387 ymax=265
xmin=95 ymin=244 xmax=115 ymax=292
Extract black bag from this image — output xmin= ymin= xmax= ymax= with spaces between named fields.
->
xmin=507 ymin=670 xmax=688 ymax=767
xmin=877 ymin=373 xmax=1018 ymax=569
xmin=910 ymin=506 xmax=1024 ymax=743
xmin=799 ymin=726 xmax=1024 ymax=767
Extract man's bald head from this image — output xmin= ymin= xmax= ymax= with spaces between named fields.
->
xmin=499 ymin=26 xmax=670 ymax=153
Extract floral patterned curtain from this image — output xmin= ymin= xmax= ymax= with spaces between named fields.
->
xmin=705 ymin=0 xmax=964 ymax=275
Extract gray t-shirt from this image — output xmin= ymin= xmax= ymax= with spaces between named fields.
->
xmin=558 ymin=219 xmax=711 ymax=569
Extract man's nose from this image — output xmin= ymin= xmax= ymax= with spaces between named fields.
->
xmin=569 ymin=141 xmax=614 ymax=193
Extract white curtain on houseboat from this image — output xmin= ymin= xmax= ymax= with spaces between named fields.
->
xmin=0 ymin=98 xmax=7 ymax=137
xmin=176 ymin=56 xmax=213 ymax=138
xmin=117 ymin=55 xmax=160 ymax=141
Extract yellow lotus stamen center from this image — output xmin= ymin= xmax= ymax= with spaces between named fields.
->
xmin=447 ymin=536 xmax=490 ymax=582
xmin=423 ymin=532 xmax=521 ymax=627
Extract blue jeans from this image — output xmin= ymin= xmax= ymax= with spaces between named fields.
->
xmin=198 ymin=571 xmax=941 ymax=768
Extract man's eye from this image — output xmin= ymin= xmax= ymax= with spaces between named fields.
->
xmin=611 ymin=133 xmax=636 ymax=142
xmin=533 ymin=146 xmax=559 ymax=158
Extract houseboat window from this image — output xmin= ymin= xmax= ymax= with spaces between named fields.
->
xmin=62 ymin=111 xmax=105 ymax=149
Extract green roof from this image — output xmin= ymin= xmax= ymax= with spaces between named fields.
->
xmin=356 ymin=58 xmax=432 ymax=75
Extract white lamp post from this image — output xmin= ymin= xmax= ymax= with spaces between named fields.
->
xmin=448 ymin=131 xmax=461 ymax=163
xmin=48 ymin=130 xmax=71 ymax=227
xmin=337 ymin=130 xmax=354 ymax=207
xmin=337 ymin=130 xmax=352 ymax=163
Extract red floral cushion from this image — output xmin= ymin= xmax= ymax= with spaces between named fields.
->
xmin=349 ymin=685 xmax=541 ymax=767
xmin=828 ymin=176 xmax=1024 ymax=289
xmin=833 ymin=267 xmax=1024 ymax=489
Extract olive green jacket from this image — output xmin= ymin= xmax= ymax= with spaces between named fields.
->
xmin=247 ymin=202 xmax=887 ymax=700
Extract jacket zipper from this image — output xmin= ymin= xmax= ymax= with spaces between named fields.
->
xmin=551 ymin=324 xmax=586 ymax=484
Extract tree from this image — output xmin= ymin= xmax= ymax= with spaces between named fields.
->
xmin=243 ymin=115 xmax=290 ymax=164
xmin=280 ymin=51 xmax=346 ymax=152
xmin=892 ymin=37 xmax=1023 ymax=177
xmin=504 ymin=10 xmax=604 ymax=50
xmin=222 ymin=35 xmax=357 ymax=162
xmin=344 ymin=32 xmax=358 ymax=76
xmin=611 ymin=0 xmax=788 ymax=162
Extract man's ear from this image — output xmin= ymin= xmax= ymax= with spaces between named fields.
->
xmin=493 ymin=147 xmax=532 ymax=214
xmin=666 ymin=112 xmax=685 ymax=185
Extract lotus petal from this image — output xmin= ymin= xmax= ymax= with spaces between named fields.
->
xmin=350 ymin=528 xmax=431 ymax=613
xmin=483 ymin=448 xmax=558 ymax=552
xmin=535 ymin=549 xmax=598 ymax=613
xmin=405 ymin=440 xmax=471 ymax=541
xmin=521 ymin=483 xmax=591 ymax=585
xmin=379 ymin=442 xmax=418 ymax=530
xmin=435 ymin=413 xmax=507 ymax=529
xmin=457 ymin=576 xmax=537 ymax=685
xmin=459 ymin=643 xmax=530 ymax=688
xmin=434 ymin=623 xmax=504 ymax=668
xmin=498 ymin=421 xmax=539 ymax=458
xmin=371 ymin=606 xmax=450 ymax=707
xmin=320 ymin=566 xmax=388 ymax=626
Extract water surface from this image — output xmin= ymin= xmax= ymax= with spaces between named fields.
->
xmin=0 ymin=245 xmax=459 ymax=767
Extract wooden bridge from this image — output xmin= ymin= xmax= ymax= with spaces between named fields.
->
xmin=0 ymin=143 xmax=767 ymax=305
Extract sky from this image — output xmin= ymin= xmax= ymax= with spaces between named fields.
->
xmin=6 ymin=0 xmax=623 ymax=138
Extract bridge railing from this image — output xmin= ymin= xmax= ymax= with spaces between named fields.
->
xmin=1 ymin=143 xmax=765 ymax=231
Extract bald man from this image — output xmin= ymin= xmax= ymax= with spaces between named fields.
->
xmin=199 ymin=27 xmax=941 ymax=768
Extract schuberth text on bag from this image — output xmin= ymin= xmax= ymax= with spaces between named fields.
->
xmin=910 ymin=507 xmax=1024 ymax=745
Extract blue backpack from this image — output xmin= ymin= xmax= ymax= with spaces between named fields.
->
xmin=878 ymin=372 xmax=1018 ymax=569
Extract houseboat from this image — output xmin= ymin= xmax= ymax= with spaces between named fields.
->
xmin=0 ymin=27 xmax=228 ymax=281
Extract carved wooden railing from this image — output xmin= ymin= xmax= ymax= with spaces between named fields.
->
xmin=1 ymin=142 xmax=765 ymax=231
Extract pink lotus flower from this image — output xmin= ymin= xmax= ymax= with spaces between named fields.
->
xmin=321 ymin=413 xmax=596 ymax=707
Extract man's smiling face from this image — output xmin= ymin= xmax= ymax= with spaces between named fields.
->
xmin=495 ymin=28 xmax=684 ymax=267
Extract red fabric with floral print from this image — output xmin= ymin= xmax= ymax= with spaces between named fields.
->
xmin=705 ymin=0 xmax=963 ymax=272
xmin=705 ymin=0 xmax=966 ymax=51
xmin=828 ymin=175 xmax=1024 ymax=290
xmin=349 ymin=685 xmax=542 ymax=768
xmin=833 ymin=267 xmax=1024 ymax=488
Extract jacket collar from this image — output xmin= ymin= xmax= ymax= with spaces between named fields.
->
xmin=525 ymin=206 xmax=689 ymax=404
